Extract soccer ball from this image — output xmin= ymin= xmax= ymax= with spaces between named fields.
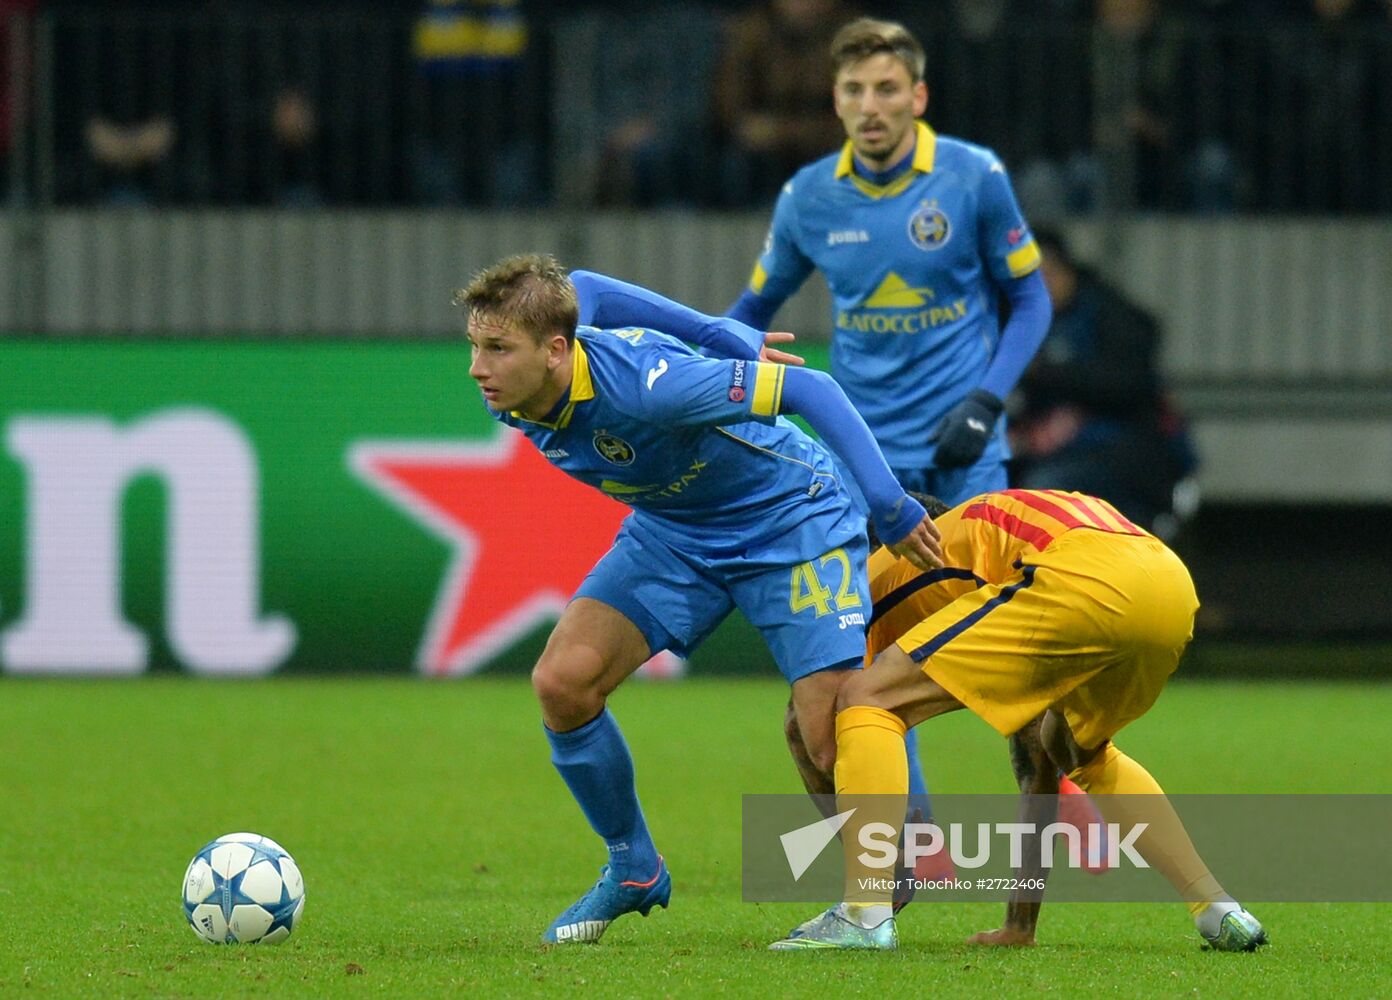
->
xmin=182 ymin=832 xmax=306 ymax=944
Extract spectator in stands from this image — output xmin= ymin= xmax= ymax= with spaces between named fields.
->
xmin=408 ymin=0 xmax=538 ymax=206
xmin=586 ymin=2 xmax=720 ymax=207
xmin=0 ymin=0 xmax=37 ymax=203
xmin=1091 ymin=0 xmax=1237 ymax=212
xmin=927 ymin=1 xmax=1098 ymax=223
xmin=50 ymin=8 xmax=207 ymax=205
xmin=1009 ymin=229 xmax=1197 ymax=534
xmin=82 ymin=116 xmax=175 ymax=204
xmin=241 ymin=85 xmax=324 ymax=207
xmin=1257 ymin=0 xmax=1384 ymax=212
xmin=711 ymin=0 xmax=852 ymax=206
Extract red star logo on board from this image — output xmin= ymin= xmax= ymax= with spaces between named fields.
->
xmin=350 ymin=429 xmax=628 ymax=675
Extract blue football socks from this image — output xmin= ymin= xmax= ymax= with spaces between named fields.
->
xmin=545 ymin=708 xmax=661 ymax=883
xmin=904 ymin=726 xmax=930 ymax=799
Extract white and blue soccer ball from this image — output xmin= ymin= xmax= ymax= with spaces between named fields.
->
xmin=182 ymin=832 xmax=306 ymax=944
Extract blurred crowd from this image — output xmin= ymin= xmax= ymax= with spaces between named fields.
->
xmin=1 ymin=0 xmax=1389 ymax=213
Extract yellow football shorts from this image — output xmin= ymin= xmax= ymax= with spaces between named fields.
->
xmin=895 ymin=529 xmax=1199 ymax=749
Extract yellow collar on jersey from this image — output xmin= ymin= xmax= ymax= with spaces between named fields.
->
xmin=835 ymin=121 xmax=938 ymax=199
xmin=510 ymin=335 xmax=594 ymax=430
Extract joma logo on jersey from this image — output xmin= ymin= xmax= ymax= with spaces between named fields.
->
xmin=593 ymin=432 xmax=635 ymax=466
xmin=827 ymin=229 xmax=871 ymax=247
xmin=836 ymin=299 xmax=968 ymax=334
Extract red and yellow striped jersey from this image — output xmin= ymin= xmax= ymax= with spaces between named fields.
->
xmin=866 ymin=490 xmax=1147 ymax=661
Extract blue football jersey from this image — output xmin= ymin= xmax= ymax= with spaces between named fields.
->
xmin=747 ymin=122 xmax=1041 ymax=469
xmin=491 ymin=326 xmax=855 ymax=553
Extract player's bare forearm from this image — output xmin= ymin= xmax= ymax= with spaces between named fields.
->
xmin=971 ymin=722 xmax=1058 ymax=946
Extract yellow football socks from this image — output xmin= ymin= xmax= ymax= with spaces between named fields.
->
xmin=834 ymin=706 xmax=909 ymax=908
xmin=1068 ymin=743 xmax=1229 ymax=915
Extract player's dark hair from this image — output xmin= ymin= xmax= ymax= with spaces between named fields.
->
xmin=866 ymin=491 xmax=951 ymax=550
xmin=454 ymin=253 xmax=578 ymax=345
xmin=830 ymin=18 xmax=926 ymax=83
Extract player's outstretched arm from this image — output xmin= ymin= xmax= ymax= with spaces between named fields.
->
xmin=571 ymin=270 xmax=775 ymax=362
xmin=779 ymin=366 xmax=943 ymax=569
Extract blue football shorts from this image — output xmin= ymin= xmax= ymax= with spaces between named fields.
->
xmin=574 ymin=506 xmax=870 ymax=684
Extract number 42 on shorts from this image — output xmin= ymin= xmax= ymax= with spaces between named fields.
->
xmin=789 ymin=547 xmax=865 ymax=631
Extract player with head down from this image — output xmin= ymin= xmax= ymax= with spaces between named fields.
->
xmin=769 ymin=488 xmax=1268 ymax=953
xmin=455 ymin=254 xmax=941 ymax=944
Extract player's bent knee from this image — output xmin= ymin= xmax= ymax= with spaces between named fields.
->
xmin=835 ymin=648 xmax=917 ymax=714
xmin=835 ymin=670 xmax=878 ymax=713
xmin=531 ymin=651 xmax=606 ymax=727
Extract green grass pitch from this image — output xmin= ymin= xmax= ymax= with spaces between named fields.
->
xmin=0 ymin=677 xmax=1388 ymax=998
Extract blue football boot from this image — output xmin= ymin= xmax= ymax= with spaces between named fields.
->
xmin=542 ymin=858 xmax=671 ymax=944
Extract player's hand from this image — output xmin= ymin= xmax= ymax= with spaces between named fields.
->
xmin=886 ymin=514 xmax=943 ymax=571
xmin=930 ymin=389 xmax=1004 ymax=469
xmin=967 ymin=927 xmax=1036 ymax=948
xmin=759 ymin=331 xmax=805 ymax=366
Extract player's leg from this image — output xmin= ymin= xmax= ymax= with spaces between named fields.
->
xmin=535 ymin=597 xmax=661 ymax=877
xmin=1042 ymin=712 xmax=1267 ymax=951
xmin=782 ymin=698 xmax=834 ymax=798
xmin=770 ymin=646 xmax=964 ymax=950
xmin=535 ymin=597 xmax=673 ymax=943
xmin=537 ymin=522 xmax=729 ymax=943
xmin=731 ymin=520 xmax=871 ymax=787
xmin=534 ymin=596 xmax=653 ymax=730
xmin=1038 ymin=534 xmax=1265 ymax=950
xmin=788 ymin=664 xmax=856 ymax=782
xmin=836 ymin=646 xmax=965 ymax=909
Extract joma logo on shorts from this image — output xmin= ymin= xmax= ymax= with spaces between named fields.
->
xmin=838 ymin=612 xmax=866 ymax=630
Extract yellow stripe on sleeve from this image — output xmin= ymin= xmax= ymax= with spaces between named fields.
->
xmin=750 ymin=261 xmax=768 ymax=294
xmin=750 ymin=361 xmax=784 ymax=416
xmin=1005 ymin=241 xmax=1042 ymax=277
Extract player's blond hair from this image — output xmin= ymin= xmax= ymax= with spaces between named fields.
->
xmin=830 ymin=18 xmax=926 ymax=83
xmin=453 ymin=253 xmax=578 ymax=345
